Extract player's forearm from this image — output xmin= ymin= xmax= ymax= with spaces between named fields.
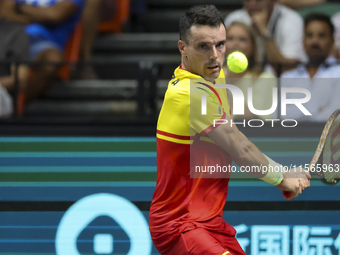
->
xmin=233 ymin=131 xmax=271 ymax=178
xmin=209 ymin=124 xmax=269 ymax=178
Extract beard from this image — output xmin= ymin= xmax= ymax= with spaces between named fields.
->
xmin=307 ymin=55 xmax=328 ymax=68
xmin=306 ymin=45 xmax=328 ymax=67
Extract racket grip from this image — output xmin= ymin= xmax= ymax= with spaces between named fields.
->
xmin=283 ymin=191 xmax=292 ymax=198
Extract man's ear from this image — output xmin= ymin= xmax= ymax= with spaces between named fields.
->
xmin=178 ymin=40 xmax=187 ymax=56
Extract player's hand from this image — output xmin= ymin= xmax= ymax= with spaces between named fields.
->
xmin=276 ymin=167 xmax=311 ymax=200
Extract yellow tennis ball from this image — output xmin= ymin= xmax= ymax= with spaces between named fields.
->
xmin=227 ymin=51 xmax=248 ymax=73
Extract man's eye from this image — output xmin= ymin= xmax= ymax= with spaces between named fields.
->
xmin=199 ymin=44 xmax=207 ymax=49
xmin=217 ymin=42 xmax=225 ymax=48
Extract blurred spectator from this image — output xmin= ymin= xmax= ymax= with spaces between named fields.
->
xmin=0 ymin=6 xmax=29 ymax=117
xmin=281 ymin=13 xmax=340 ymax=122
xmin=225 ymin=0 xmax=307 ymax=75
xmin=0 ymin=0 xmax=84 ymax=102
xmin=278 ymin=0 xmax=326 ymax=9
xmin=78 ymin=0 xmax=116 ymax=79
xmin=223 ymin=22 xmax=277 ymax=120
xmin=130 ymin=0 xmax=146 ymax=32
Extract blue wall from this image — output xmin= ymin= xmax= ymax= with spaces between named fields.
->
xmin=0 ymin=137 xmax=339 ymax=255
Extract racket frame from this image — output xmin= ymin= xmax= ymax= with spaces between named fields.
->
xmin=283 ymin=109 xmax=340 ymax=198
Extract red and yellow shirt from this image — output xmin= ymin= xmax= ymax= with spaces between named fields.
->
xmin=149 ymin=66 xmax=235 ymax=254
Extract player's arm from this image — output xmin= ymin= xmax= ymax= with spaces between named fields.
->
xmin=207 ymin=113 xmax=310 ymax=200
xmin=209 ymin=122 xmax=267 ymax=178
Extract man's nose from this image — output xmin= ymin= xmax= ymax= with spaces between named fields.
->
xmin=310 ymin=36 xmax=320 ymax=45
xmin=211 ymin=46 xmax=218 ymax=60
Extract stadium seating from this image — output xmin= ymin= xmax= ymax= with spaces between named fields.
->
xmin=21 ymin=0 xmax=242 ymax=119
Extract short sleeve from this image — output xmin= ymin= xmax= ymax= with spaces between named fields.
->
xmin=190 ymin=80 xmax=226 ymax=135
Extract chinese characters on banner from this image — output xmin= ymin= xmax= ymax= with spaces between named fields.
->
xmin=234 ymin=224 xmax=340 ymax=255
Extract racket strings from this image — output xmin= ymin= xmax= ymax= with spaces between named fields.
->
xmin=322 ymin=114 xmax=340 ymax=184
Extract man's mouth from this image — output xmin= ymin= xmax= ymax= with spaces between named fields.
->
xmin=310 ymin=45 xmax=321 ymax=51
xmin=207 ymin=64 xmax=219 ymax=70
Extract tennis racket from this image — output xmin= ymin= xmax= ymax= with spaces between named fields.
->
xmin=283 ymin=109 xmax=340 ymax=198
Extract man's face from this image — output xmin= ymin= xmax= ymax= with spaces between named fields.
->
xmin=179 ymin=24 xmax=226 ymax=81
xmin=304 ymin=20 xmax=334 ymax=62
xmin=243 ymin=0 xmax=273 ymax=16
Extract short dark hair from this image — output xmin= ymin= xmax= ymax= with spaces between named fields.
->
xmin=304 ymin=13 xmax=334 ymax=36
xmin=179 ymin=5 xmax=225 ymax=43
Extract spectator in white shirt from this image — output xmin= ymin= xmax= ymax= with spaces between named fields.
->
xmin=225 ymin=0 xmax=307 ymax=75
xmin=281 ymin=13 xmax=340 ymax=122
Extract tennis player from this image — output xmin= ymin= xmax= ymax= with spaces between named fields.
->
xmin=149 ymin=5 xmax=311 ymax=255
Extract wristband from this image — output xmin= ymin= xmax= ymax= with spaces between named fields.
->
xmin=259 ymin=154 xmax=284 ymax=185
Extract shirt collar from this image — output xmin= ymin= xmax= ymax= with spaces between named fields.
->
xmin=296 ymin=64 xmax=307 ymax=75
xmin=175 ymin=65 xmax=224 ymax=85
xmin=316 ymin=55 xmax=337 ymax=69
xmin=325 ymin=55 xmax=337 ymax=65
